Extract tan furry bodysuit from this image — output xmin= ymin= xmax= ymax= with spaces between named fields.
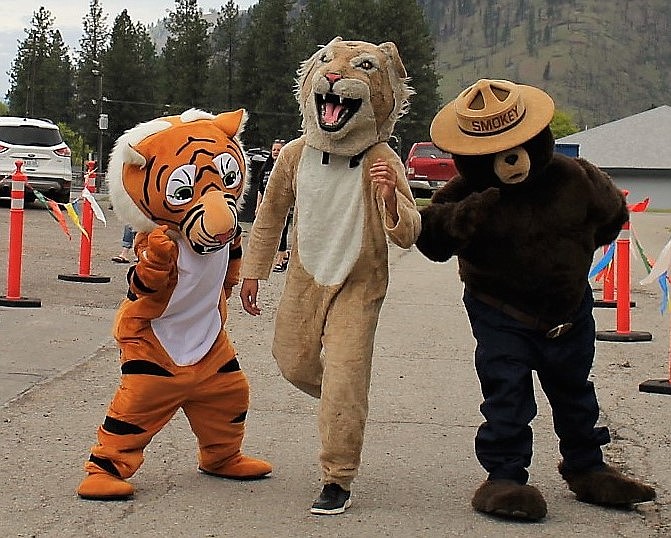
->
xmin=242 ymin=136 xmax=419 ymax=487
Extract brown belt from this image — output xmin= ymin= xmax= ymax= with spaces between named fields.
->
xmin=467 ymin=289 xmax=573 ymax=339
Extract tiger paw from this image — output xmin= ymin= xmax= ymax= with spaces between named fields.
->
xmin=199 ymin=454 xmax=272 ymax=480
xmin=77 ymin=473 xmax=135 ymax=500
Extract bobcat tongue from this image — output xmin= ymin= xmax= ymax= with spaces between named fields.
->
xmin=323 ymin=102 xmax=344 ymax=124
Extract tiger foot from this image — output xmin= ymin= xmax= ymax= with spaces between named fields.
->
xmin=472 ymin=479 xmax=547 ymax=521
xmin=77 ymin=473 xmax=135 ymax=500
xmin=559 ymin=462 xmax=656 ymax=506
xmin=199 ymin=454 xmax=272 ymax=480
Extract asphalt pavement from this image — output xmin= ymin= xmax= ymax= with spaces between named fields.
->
xmin=0 ymin=204 xmax=670 ymax=537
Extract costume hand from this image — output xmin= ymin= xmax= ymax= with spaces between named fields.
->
xmin=240 ymin=278 xmax=261 ymax=316
xmin=370 ymin=159 xmax=399 ymax=224
xmin=143 ymin=225 xmax=176 ymax=266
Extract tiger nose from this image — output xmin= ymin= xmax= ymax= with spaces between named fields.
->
xmin=215 ymin=232 xmax=234 ymax=245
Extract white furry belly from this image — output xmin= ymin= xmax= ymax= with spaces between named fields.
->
xmin=296 ymin=147 xmax=364 ymax=286
xmin=151 ymin=239 xmax=228 ymax=365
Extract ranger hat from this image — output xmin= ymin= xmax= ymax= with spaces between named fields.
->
xmin=430 ymin=79 xmax=555 ymax=155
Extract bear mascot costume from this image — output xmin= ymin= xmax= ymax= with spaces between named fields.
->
xmin=77 ymin=108 xmax=272 ymax=500
xmin=239 ymin=37 xmax=420 ymax=514
xmin=416 ymin=79 xmax=655 ymax=521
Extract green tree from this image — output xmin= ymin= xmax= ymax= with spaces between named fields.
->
xmin=290 ymin=0 xmax=339 ymax=63
xmin=526 ymin=4 xmax=536 ymax=55
xmin=376 ymin=0 xmax=441 ymax=157
xmin=161 ymin=0 xmax=212 ymax=110
xmin=207 ymin=1 xmax=242 ymax=111
xmin=103 ymin=10 xmax=159 ymax=148
xmin=74 ymin=0 xmax=110 ymax=160
xmin=7 ymin=7 xmax=74 ymax=122
xmin=58 ymin=122 xmax=87 ymax=168
xmin=331 ymin=0 xmax=379 ymax=41
xmin=550 ymin=109 xmax=579 ymax=138
xmin=236 ymin=0 xmax=298 ymax=147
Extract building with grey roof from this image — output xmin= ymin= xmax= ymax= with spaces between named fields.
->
xmin=557 ymin=105 xmax=671 ymax=209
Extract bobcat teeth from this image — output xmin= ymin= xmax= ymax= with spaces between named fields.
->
xmin=338 ymin=95 xmax=344 ymax=104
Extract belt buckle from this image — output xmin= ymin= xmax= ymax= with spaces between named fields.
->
xmin=546 ymin=322 xmax=573 ymax=339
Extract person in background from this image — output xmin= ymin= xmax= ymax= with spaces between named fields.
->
xmin=256 ymin=139 xmax=291 ymax=272
xmin=111 ymin=224 xmax=136 ymax=264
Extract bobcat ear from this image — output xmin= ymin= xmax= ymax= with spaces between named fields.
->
xmin=214 ymin=109 xmax=247 ymax=137
xmin=379 ymin=41 xmax=407 ymax=79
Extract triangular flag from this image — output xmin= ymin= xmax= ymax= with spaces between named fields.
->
xmin=589 ymin=242 xmax=615 ymax=279
xmin=47 ymin=200 xmax=71 ymax=239
xmin=81 ymin=187 xmax=107 ymax=226
xmin=65 ymin=202 xmax=89 ymax=239
xmin=641 ymin=237 xmax=671 ymax=285
xmin=628 ymin=197 xmax=649 ymax=212
xmin=658 ymin=273 xmax=669 ymax=314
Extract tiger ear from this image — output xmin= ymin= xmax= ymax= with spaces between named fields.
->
xmin=214 ymin=109 xmax=246 ymax=137
xmin=123 ymin=142 xmax=147 ymax=168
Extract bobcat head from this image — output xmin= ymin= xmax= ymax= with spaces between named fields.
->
xmin=296 ymin=37 xmax=413 ymax=156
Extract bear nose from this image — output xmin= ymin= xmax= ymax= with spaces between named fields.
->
xmin=505 ymin=154 xmax=518 ymax=165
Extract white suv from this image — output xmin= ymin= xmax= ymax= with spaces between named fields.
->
xmin=0 ymin=117 xmax=72 ymax=203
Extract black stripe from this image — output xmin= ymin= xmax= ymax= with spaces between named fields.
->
xmin=229 ymin=245 xmax=242 ymax=260
xmin=131 ymin=271 xmax=155 ymax=294
xmin=321 ymin=152 xmax=330 ymax=165
xmin=217 ymin=358 xmax=241 ymax=373
xmin=127 ymin=289 xmax=138 ymax=301
xmin=88 ymin=455 xmax=121 ymax=477
xmin=121 ymin=360 xmax=174 ymax=377
xmin=231 ymin=411 xmax=247 ymax=424
xmin=103 ymin=415 xmax=147 ymax=435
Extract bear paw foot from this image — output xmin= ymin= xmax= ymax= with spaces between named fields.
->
xmin=77 ymin=473 xmax=134 ymax=500
xmin=472 ymin=479 xmax=547 ymax=521
xmin=199 ymin=454 xmax=272 ymax=480
xmin=558 ymin=462 xmax=655 ymax=506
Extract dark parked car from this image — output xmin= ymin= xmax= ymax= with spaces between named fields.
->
xmin=405 ymin=141 xmax=457 ymax=199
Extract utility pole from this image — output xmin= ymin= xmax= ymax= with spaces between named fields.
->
xmin=92 ymin=62 xmax=107 ymax=172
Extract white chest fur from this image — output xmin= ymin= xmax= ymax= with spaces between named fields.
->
xmin=295 ymin=146 xmax=365 ymax=286
xmin=151 ymin=238 xmax=229 ymax=365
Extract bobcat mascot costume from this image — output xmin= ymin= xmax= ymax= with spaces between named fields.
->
xmin=240 ymin=38 xmax=420 ymax=514
xmin=77 ymin=109 xmax=272 ymax=500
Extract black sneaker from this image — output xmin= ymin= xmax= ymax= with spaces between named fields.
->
xmin=310 ymin=483 xmax=352 ymax=515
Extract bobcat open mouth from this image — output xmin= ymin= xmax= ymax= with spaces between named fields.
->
xmin=316 ymin=92 xmax=362 ymax=132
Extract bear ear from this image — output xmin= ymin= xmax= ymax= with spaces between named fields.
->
xmin=378 ymin=41 xmax=407 ymax=79
xmin=213 ymin=109 xmax=246 ymax=137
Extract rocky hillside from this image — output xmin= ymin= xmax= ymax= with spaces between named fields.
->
xmin=422 ymin=0 xmax=671 ymax=127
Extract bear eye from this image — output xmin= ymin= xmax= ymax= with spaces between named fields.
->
xmin=166 ymin=165 xmax=195 ymax=206
xmin=359 ymin=60 xmax=374 ymax=70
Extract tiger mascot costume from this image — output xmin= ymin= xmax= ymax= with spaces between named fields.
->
xmin=239 ymin=38 xmax=420 ymax=514
xmin=77 ymin=108 xmax=272 ymax=500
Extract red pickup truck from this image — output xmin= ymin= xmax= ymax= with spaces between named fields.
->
xmin=404 ymin=142 xmax=458 ymax=198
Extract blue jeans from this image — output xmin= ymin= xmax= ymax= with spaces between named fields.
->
xmin=463 ymin=286 xmax=610 ymax=484
xmin=121 ymin=225 xmax=136 ymax=249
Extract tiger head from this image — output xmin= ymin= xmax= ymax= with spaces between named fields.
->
xmin=296 ymin=37 xmax=413 ymax=157
xmin=107 ymin=108 xmax=248 ymax=255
